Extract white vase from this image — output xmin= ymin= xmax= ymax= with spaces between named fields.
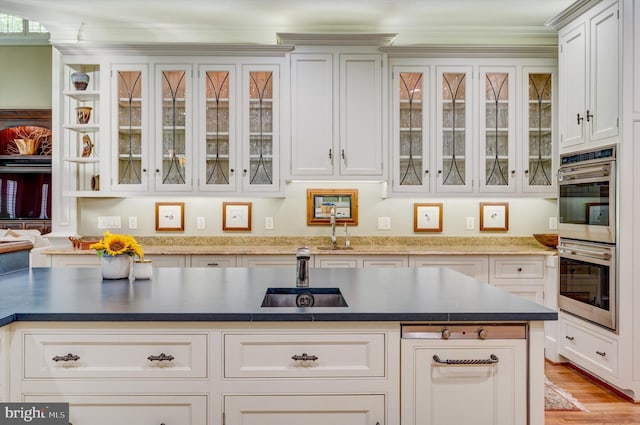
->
xmin=101 ymin=255 xmax=131 ymax=280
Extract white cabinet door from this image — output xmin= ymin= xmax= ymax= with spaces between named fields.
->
xmin=339 ymin=54 xmax=383 ymax=177
xmin=489 ymin=255 xmax=545 ymax=304
xmin=588 ymin=1 xmax=619 ymax=143
xmin=50 ymin=255 xmax=100 ymax=267
xmin=239 ymin=255 xmax=296 ymax=267
xmin=290 ymin=54 xmax=334 ymax=176
xmin=391 ymin=65 xmax=432 ymax=193
xmin=409 ymin=255 xmax=489 ymax=282
xmin=25 ymin=395 xmax=207 ymax=425
xmin=315 ymin=255 xmax=407 ymax=268
xmin=401 ymin=338 xmax=527 ymax=425
xmin=479 ymin=67 xmax=516 ymax=193
xmin=559 ymin=23 xmax=588 ymax=150
xmin=436 ymin=66 xmax=473 ymax=192
xmin=315 ymin=255 xmax=359 ymax=268
xmin=190 ymin=254 xmax=237 ymax=267
xmin=225 ymin=394 xmax=384 ymax=425
xmin=144 ymin=254 xmax=187 ymax=267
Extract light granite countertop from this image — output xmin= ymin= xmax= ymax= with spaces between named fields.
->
xmin=43 ymin=236 xmax=557 ymax=256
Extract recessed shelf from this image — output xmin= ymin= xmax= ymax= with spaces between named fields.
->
xmin=64 ymin=157 xmax=100 ymax=164
xmin=63 ymin=90 xmax=100 ymax=101
xmin=64 ymin=124 xmax=100 ymax=133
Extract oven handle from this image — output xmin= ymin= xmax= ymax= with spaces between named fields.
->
xmin=557 ymin=165 xmax=610 ymax=181
xmin=558 ymin=246 xmax=611 ymax=261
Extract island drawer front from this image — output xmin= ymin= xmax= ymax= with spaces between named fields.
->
xmin=559 ymin=315 xmax=618 ymax=378
xmin=24 ymin=394 xmax=207 ymax=425
xmin=490 ymin=256 xmax=545 ymax=282
xmin=224 ymin=332 xmax=386 ymax=378
xmin=23 ymin=332 xmax=208 ymax=379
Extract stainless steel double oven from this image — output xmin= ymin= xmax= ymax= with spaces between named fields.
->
xmin=557 ymin=145 xmax=617 ymax=331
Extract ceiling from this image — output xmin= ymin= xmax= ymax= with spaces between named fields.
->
xmin=0 ymin=0 xmax=576 ymax=45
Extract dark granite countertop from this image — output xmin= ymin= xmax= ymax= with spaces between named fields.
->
xmin=0 ymin=267 xmax=557 ymax=326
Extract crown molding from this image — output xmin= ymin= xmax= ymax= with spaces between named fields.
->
xmin=545 ymin=0 xmax=603 ymax=30
xmin=381 ymin=44 xmax=558 ymax=59
xmin=52 ymin=42 xmax=294 ymax=57
xmin=277 ymin=33 xmax=398 ymax=46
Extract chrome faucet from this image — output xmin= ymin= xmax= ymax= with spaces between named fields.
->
xmin=296 ymin=246 xmax=310 ymax=287
xmin=330 ymin=206 xmax=337 ymax=249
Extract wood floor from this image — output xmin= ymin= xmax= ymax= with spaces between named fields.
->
xmin=545 ymin=362 xmax=640 ymax=424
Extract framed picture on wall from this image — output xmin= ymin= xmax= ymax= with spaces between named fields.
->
xmin=414 ymin=203 xmax=443 ymax=232
xmin=155 ymin=202 xmax=185 ymax=231
xmin=306 ymin=189 xmax=358 ymax=226
xmin=479 ymin=202 xmax=509 ymax=231
xmin=223 ymin=202 xmax=252 ymax=231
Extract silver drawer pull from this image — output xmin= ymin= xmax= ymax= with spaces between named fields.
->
xmin=52 ymin=353 xmax=80 ymax=362
xmin=432 ymin=354 xmax=499 ymax=365
xmin=291 ymin=353 xmax=318 ymax=362
xmin=147 ymin=353 xmax=175 ymax=362
xmin=596 ymin=351 xmax=606 ymax=357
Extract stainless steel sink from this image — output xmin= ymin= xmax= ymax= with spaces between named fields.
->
xmin=261 ymin=287 xmax=349 ymax=308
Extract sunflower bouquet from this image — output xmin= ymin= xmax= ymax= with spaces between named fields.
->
xmin=89 ymin=231 xmax=144 ymax=259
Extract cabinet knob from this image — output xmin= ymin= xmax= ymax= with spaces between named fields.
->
xmin=596 ymin=350 xmax=606 ymax=357
xmin=147 ymin=353 xmax=175 ymax=362
xmin=155 ymin=169 xmax=160 ymax=173
xmin=291 ymin=353 xmax=318 ymax=362
xmin=425 ymin=170 xmax=429 ymax=174
xmin=565 ymin=335 xmax=575 ymax=341
xmin=524 ymin=170 xmax=529 ymax=174
xmin=586 ymin=110 xmax=594 ymax=122
xmin=243 ymin=169 xmax=247 ymax=175
xmin=441 ymin=329 xmax=451 ymax=339
xmin=142 ymin=168 xmax=147 ymax=173
xmin=328 ymin=149 xmax=332 ymax=159
xmin=577 ymin=113 xmax=584 ymax=125
xmin=341 ymin=149 xmax=345 ymax=160
xmin=437 ymin=170 xmax=442 ymax=174
xmin=478 ymin=329 xmax=488 ymax=339
xmin=517 ymin=267 xmax=522 ymax=272
xmin=52 ymin=353 xmax=80 ymax=362
xmin=230 ymin=168 xmax=235 ymax=173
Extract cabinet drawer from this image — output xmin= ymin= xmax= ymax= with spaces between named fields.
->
xmin=559 ymin=315 xmax=618 ymax=377
xmin=190 ymin=254 xmax=237 ymax=267
xmin=24 ymin=395 xmax=207 ymax=425
xmin=23 ymin=332 xmax=208 ymax=379
xmin=490 ymin=256 xmax=545 ymax=282
xmin=144 ymin=254 xmax=188 ymax=267
xmin=224 ymin=332 xmax=386 ymax=378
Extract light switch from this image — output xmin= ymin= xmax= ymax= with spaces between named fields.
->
xmin=98 ymin=216 xmax=121 ymax=229
xmin=549 ymin=217 xmax=558 ymax=230
xmin=378 ymin=217 xmax=391 ymax=230
xmin=128 ymin=216 xmax=137 ymax=229
xmin=196 ymin=216 xmax=206 ymax=230
xmin=466 ymin=217 xmax=475 ymax=230
xmin=265 ymin=216 xmax=274 ymax=230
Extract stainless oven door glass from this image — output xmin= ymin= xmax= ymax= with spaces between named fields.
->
xmin=558 ymin=239 xmax=615 ymax=330
xmin=558 ymin=153 xmax=615 ymax=243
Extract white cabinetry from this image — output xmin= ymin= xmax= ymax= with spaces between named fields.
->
xmin=315 ymin=254 xmax=408 ymax=268
xmin=390 ymin=55 xmax=556 ymax=195
xmin=238 ymin=255 xmax=296 ymax=267
xmin=224 ymin=394 xmax=384 ymax=425
xmin=10 ymin=324 xmax=210 ymax=423
xmin=489 ymin=255 xmax=545 ymax=303
xmin=409 ymin=255 xmax=489 ymax=282
xmin=401 ymin=325 xmax=527 ymax=425
xmin=289 ymin=51 xmax=383 ymax=179
xmin=221 ymin=324 xmax=399 ymax=425
xmin=190 ymin=254 xmax=238 ymax=268
xmin=558 ymin=311 xmax=618 ymax=380
xmin=557 ymin=0 xmax=619 ymax=153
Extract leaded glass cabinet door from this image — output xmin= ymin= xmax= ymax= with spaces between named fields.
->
xmin=112 ymin=64 xmax=149 ymax=193
xmin=479 ymin=67 xmax=515 ymax=193
xmin=198 ymin=65 xmax=236 ymax=192
xmin=523 ymin=68 xmax=556 ymax=194
xmin=436 ymin=67 xmax=472 ymax=193
xmin=155 ymin=65 xmax=192 ymax=192
xmin=392 ymin=66 xmax=431 ymax=193
xmin=242 ymin=64 xmax=280 ymax=193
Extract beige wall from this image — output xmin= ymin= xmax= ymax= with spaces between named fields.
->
xmin=0 ymin=46 xmax=51 ymax=109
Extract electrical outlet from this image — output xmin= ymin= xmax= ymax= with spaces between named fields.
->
xmin=196 ymin=216 xmax=206 ymax=230
xmin=378 ymin=217 xmax=391 ymax=230
xmin=264 ymin=216 xmax=274 ymax=230
xmin=549 ymin=216 xmax=558 ymax=230
xmin=98 ymin=216 xmax=121 ymax=229
xmin=128 ymin=216 xmax=137 ymax=229
xmin=466 ymin=217 xmax=475 ymax=230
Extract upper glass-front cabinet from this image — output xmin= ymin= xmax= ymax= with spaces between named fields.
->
xmin=479 ymin=67 xmax=515 ymax=192
xmin=155 ymin=65 xmax=192 ymax=192
xmin=436 ymin=67 xmax=472 ymax=192
xmin=199 ymin=66 xmax=235 ymax=192
xmin=392 ymin=67 xmax=430 ymax=193
xmin=242 ymin=65 xmax=280 ymax=193
xmin=112 ymin=64 xmax=148 ymax=192
xmin=524 ymin=69 xmax=555 ymax=193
